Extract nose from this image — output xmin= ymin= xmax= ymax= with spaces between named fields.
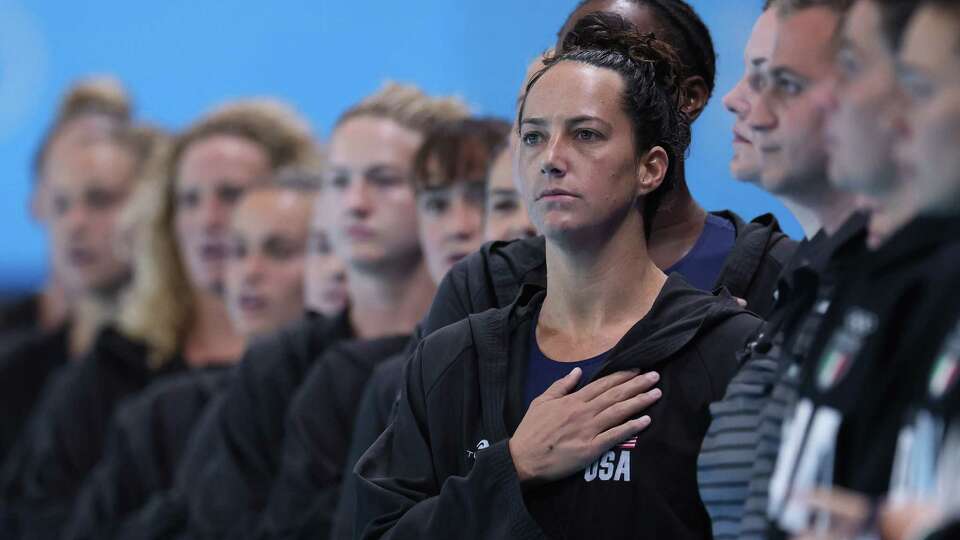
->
xmin=445 ymin=197 xmax=483 ymax=242
xmin=723 ymin=78 xmax=750 ymax=119
xmin=239 ymin=251 xmax=267 ymax=285
xmin=540 ymin=136 xmax=568 ymax=179
xmin=748 ymin=90 xmax=778 ymax=133
xmin=62 ymin=200 xmax=90 ymax=238
xmin=342 ymin=178 xmax=372 ymax=218
xmin=198 ymin=193 xmax=229 ymax=233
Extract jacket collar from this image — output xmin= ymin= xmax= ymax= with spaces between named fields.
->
xmin=865 ymin=214 xmax=960 ymax=276
xmin=467 ymin=275 xmax=747 ymax=439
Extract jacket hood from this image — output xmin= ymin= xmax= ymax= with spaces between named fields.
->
xmin=499 ymin=274 xmax=749 ymax=369
xmin=465 ymin=274 xmax=753 ymax=441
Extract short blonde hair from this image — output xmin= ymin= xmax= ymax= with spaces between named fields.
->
xmin=118 ymin=99 xmax=318 ymax=367
xmin=335 ymin=81 xmax=469 ymax=135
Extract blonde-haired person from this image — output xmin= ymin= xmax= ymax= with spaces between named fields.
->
xmin=0 ymin=121 xmax=166 ymax=465
xmin=119 ymin=98 xmax=318 ymax=366
xmin=64 ymin=176 xmax=318 ymax=539
xmin=181 ymin=82 xmax=468 ymax=539
xmin=0 ymin=77 xmax=132 ymax=342
xmin=0 ymin=99 xmax=318 ymax=538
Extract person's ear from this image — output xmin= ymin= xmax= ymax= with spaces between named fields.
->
xmin=635 ymin=146 xmax=668 ymax=196
xmin=681 ymin=75 xmax=710 ymax=122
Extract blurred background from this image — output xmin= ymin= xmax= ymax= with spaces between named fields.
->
xmin=0 ymin=0 xmax=791 ymax=297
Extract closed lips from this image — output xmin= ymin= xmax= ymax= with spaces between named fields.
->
xmin=537 ymin=188 xmax=579 ymax=200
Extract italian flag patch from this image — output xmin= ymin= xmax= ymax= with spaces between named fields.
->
xmin=929 ymin=353 xmax=960 ymax=399
xmin=817 ymin=349 xmax=851 ymax=390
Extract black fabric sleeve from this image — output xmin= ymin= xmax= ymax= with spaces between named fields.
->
xmin=117 ymin=394 xmax=229 ymax=540
xmin=418 ymin=260 xmax=475 ymax=338
xmin=62 ymin=396 xmax=161 ymax=540
xmin=331 ymin=356 xmax=406 ymax=540
xmin=698 ymin=313 xmax=764 ymax=402
xmin=352 ymin=345 xmax=546 ymax=540
xmin=256 ymin=351 xmax=366 ymax=538
xmin=0 ymin=360 xmax=125 ymax=539
xmin=185 ymin=336 xmax=299 ymax=538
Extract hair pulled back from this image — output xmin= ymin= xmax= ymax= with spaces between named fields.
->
xmin=521 ymin=12 xmax=690 ymax=233
xmin=566 ymin=0 xmax=717 ymax=99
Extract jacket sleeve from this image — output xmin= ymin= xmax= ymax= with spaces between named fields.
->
xmin=62 ymin=396 xmax=161 ymax=540
xmin=353 ymin=344 xmax=546 ymax=540
xmin=186 ymin=338 xmax=293 ymax=538
xmin=418 ymin=260 xmax=475 ymax=337
xmin=256 ymin=352 xmax=364 ymax=538
xmin=0 ymin=361 xmax=118 ymax=539
xmin=331 ymin=357 xmax=406 ymax=540
xmin=117 ymin=394 xmax=229 ymax=540
xmin=698 ymin=312 xmax=764 ymax=402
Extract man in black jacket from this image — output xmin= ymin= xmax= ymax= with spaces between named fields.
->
xmin=788 ymin=2 xmax=960 ymax=537
xmin=756 ymin=1 xmax=960 ymax=538
xmin=696 ymin=1 xmax=871 ymax=537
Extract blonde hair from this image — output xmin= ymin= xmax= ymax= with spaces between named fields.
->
xmin=33 ymin=77 xmax=133 ymax=181
xmin=335 ymin=81 xmax=470 ymax=134
xmin=117 ymin=100 xmax=317 ymax=367
xmin=68 ymin=124 xmax=172 ymax=357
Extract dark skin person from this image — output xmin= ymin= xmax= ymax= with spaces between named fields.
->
xmin=556 ymin=0 xmax=709 ymax=275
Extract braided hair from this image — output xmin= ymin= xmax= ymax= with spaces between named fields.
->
xmin=522 ymin=12 xmax=691 ymax=236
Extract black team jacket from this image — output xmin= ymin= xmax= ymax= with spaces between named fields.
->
xmin=61 ymin=366 xmax=232 ymax=540
xmin=354 ymin=276 xmax=762 ymax=540
xmin=0 ymin=326 xmax=185 ymax=540
xmin=181 ymin=312 xmax=351 ymax=537
xmin=182 ymin=313 xmax=413 ymax=539
xmin=59 ymin=334 xmax=408 ymax=540
xmin=767 ymin=215 xmax=960 ymax=536
xmin=331 ymin=210 xmax=793 ymax=539
xmin=0 ymin=322 xmax=69 ymax=462
xmin=331 ymin=354 xmax=406 ymax=540
xmin=252 ymin=336 xmax=411 ymax=538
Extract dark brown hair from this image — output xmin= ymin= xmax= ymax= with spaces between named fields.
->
xmin=564 ymin=0 xmax=717 ymax=99
xmin=522 ymin=12 xmax=690 ymax=235
xmin=411 ymin=118 xmax=511 ymax=191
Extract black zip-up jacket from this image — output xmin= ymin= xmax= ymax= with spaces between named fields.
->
xmin=119 ymin=391 xmax=231 ymax=540
xmin=330 ymin=211 xmax=792 ymax=539
xmin=62 ymin=366 xmax=232 ymax=540
xmin=254 ymin=336 xmax=411 ymax=539
xmin=354 ymin=276 xmax=762 ymax=540
xmin=331 ymin=354 xmax=406 ymax=540
xmin=0 ymin=326 xmax=185 ymax=540
xmin=0 ymin=323 xmax=69 ymax=462
xmin=183 ymin=312 xmax=354 ymax=538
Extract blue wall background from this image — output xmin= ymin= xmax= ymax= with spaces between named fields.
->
xmin=0 ymin=0 xmax=798 ymax=294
